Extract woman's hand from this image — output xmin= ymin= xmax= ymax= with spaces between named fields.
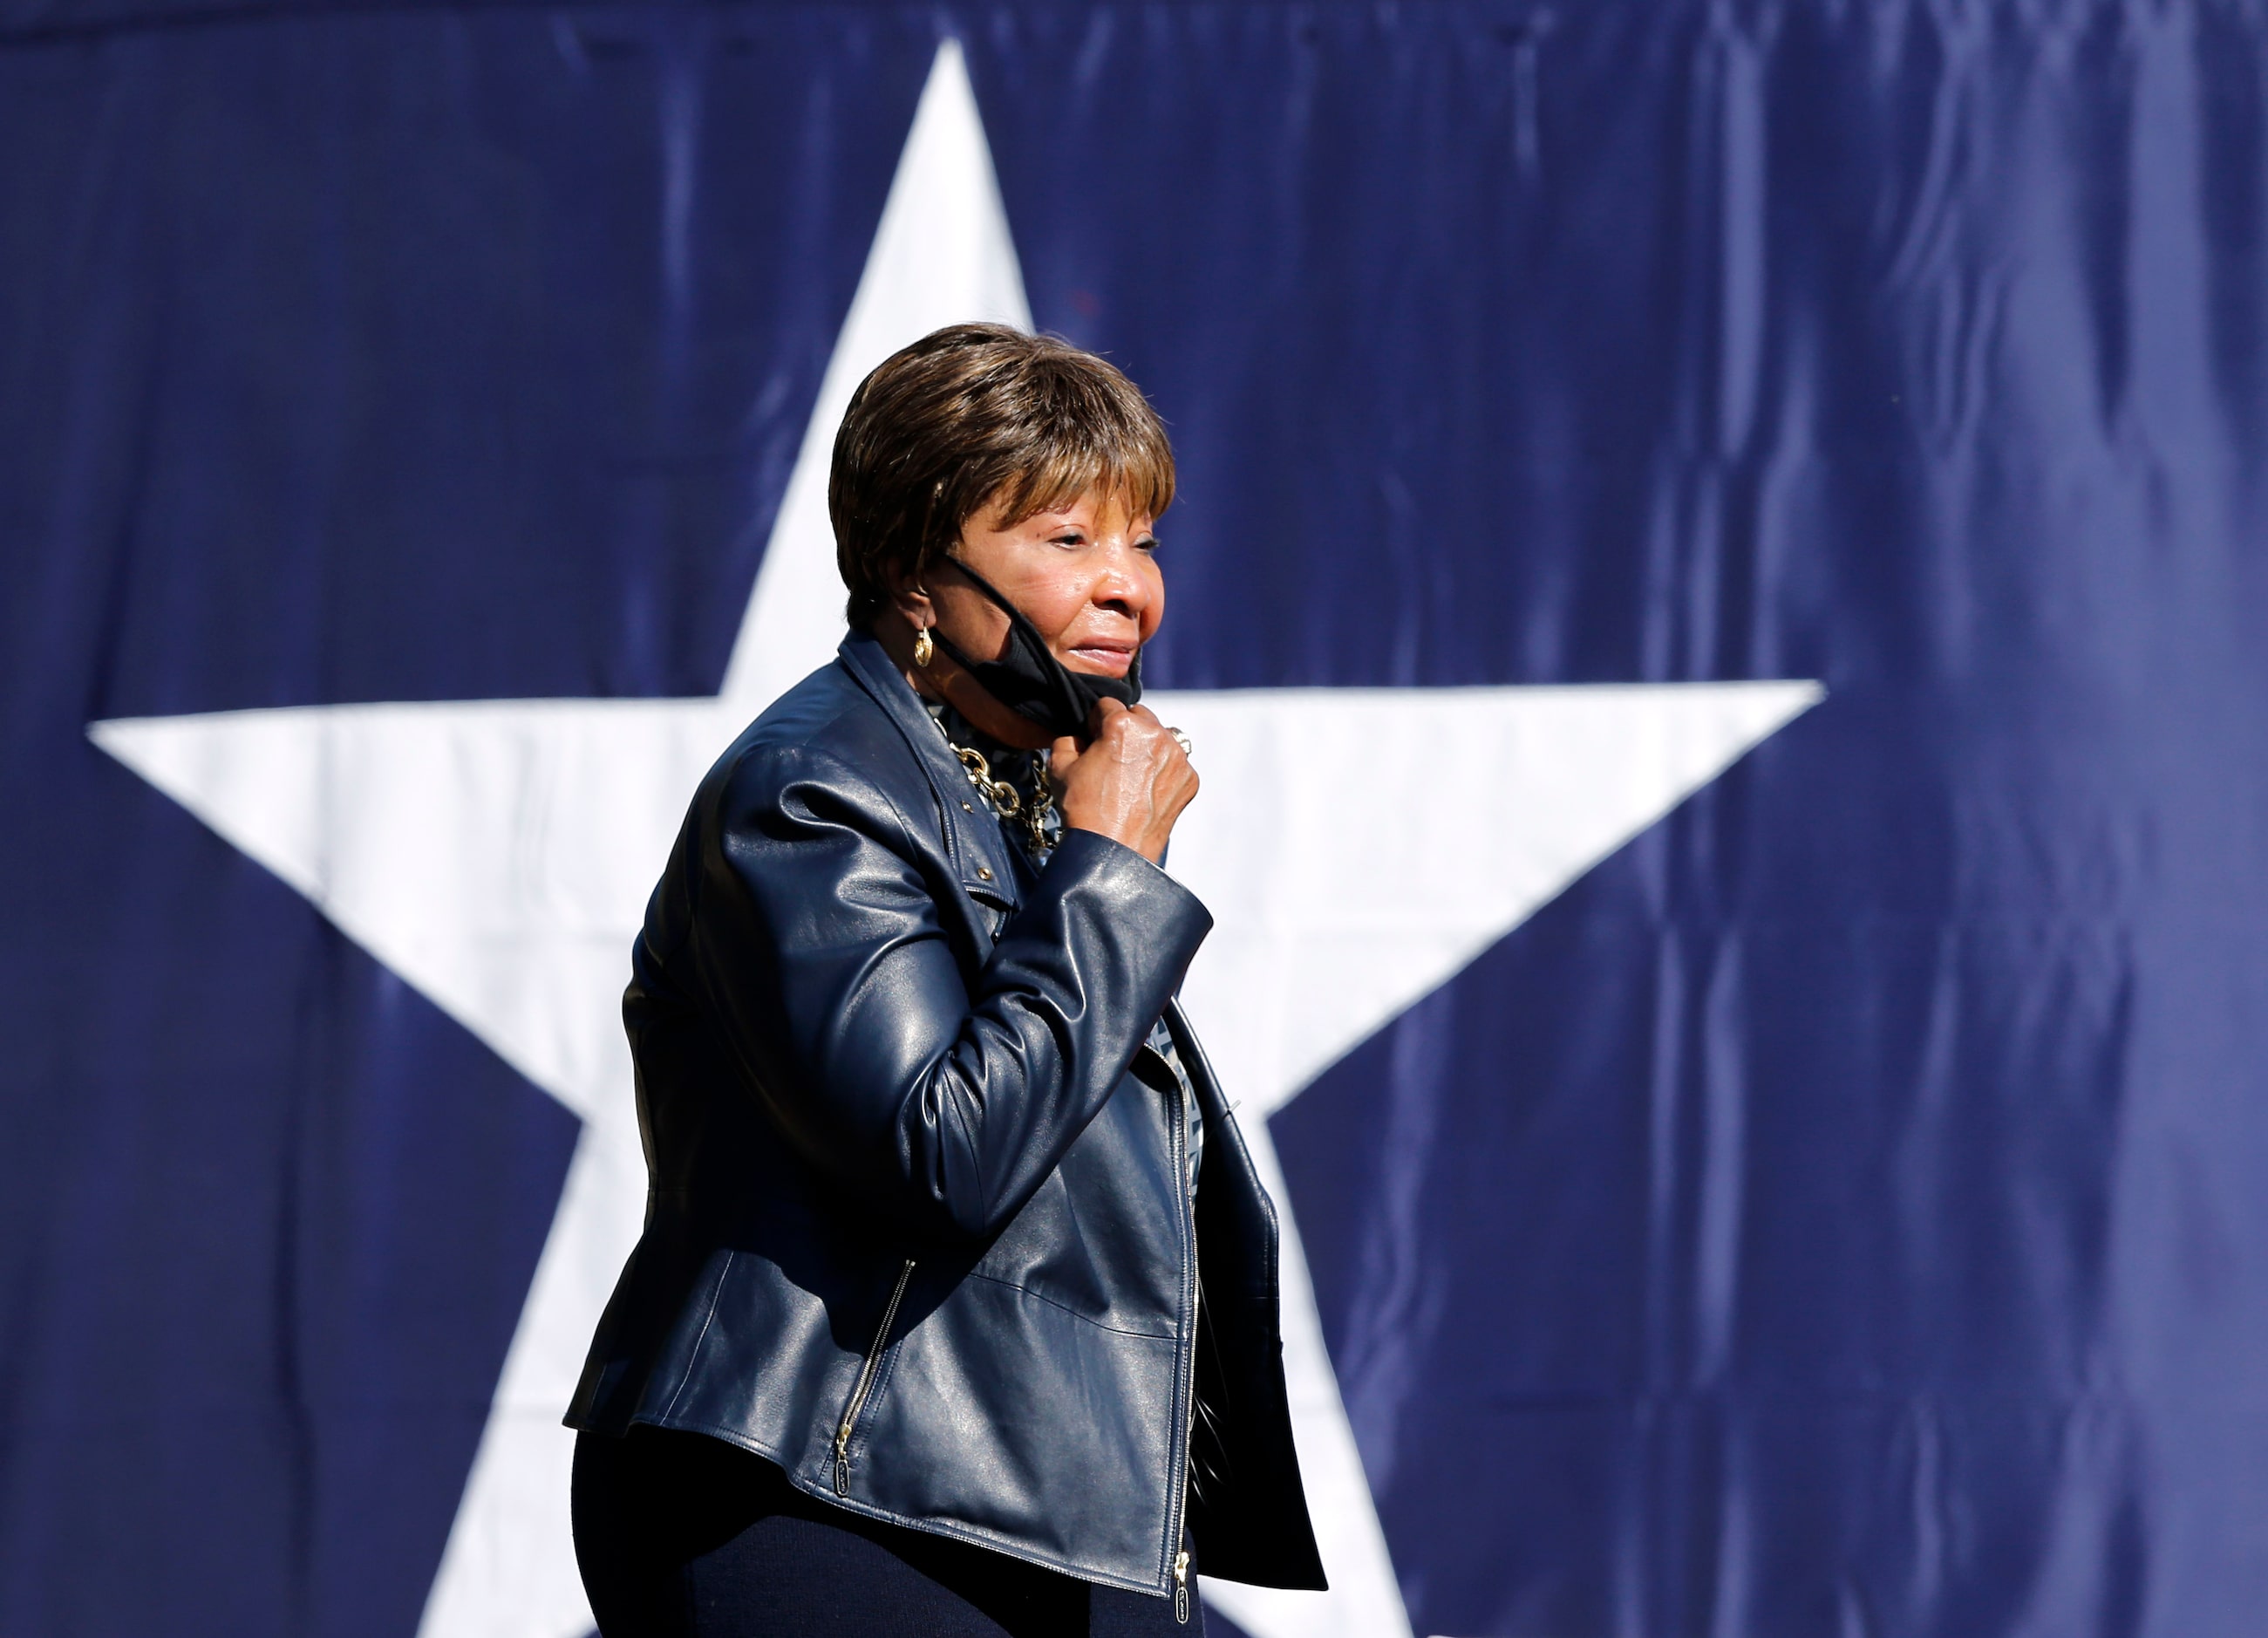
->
xmin=1050 ymin=700 xmax=1198 ymax=864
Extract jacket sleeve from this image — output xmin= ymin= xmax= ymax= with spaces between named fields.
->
xmin=684 ymin=740 xmax=1212 ymax=1243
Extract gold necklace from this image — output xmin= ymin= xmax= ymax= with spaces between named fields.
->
xmin=950 ymin=741 xmax=1057 ymax=857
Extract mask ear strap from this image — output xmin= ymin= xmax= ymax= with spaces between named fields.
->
xmin=923 ymin=623 xmax=985 ymax=675
xmin=927 ymin=556 xmax=1052 ymax=664
xmin=916 ymin=572 xmax=1008 ymax=680
xmin=936 ymin=555 xmax=1024 ymax=622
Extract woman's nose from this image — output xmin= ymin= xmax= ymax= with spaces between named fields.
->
xmin=1093 ymin=579 xmax=1148 ymax=624
xmin=1092 ymin=550 xmax=1154 ymax=621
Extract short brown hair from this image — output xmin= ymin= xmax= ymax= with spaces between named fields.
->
xmin=830 ymin=324 xmax=1175 ymax=626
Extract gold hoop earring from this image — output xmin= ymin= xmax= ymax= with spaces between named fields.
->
xmin=912 ymin=624 xmax=934 ymax=668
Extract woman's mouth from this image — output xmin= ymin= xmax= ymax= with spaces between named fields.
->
xmin=1063 ymin=642 xmax=1136 ymax=678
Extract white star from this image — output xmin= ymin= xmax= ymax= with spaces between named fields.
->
xmin=90 ymin=43 xmax=1818 ymax=1638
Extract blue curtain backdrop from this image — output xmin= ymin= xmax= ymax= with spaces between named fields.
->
xmin=7 ymin=3 xmax=2268 ymax=1635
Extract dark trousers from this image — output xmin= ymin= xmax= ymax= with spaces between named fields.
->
xmin=571 ymin=1426 xmax=1204 ymax=1638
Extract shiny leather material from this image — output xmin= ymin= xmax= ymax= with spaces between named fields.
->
xmin=567 ymin=631 xmax=1325 ymax=1597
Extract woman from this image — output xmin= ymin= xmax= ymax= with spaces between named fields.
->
xmin=566 ymin=324 xmax=1325 ymax=1636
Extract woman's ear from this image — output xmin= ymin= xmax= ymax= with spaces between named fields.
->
xmin=883 ymin=561 xmax=933 ymax=630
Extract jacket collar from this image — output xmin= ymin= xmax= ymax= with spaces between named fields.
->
xmin=835 ymin=628 xmax=1021 ymax=909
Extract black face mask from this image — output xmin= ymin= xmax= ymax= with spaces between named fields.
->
xmin=926 ymin=560 xmax=1142 ymax=741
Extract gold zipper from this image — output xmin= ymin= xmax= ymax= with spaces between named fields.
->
xmin=833 ymin=1259 xmax=916 ymax=1497
xmin=1166 ymin=1041 xmax=1198 ymax=1621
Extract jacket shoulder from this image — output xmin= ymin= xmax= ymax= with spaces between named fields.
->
xmin=636 ymin=657 xmax=934 ymax=968
xmin=707 ymin=656 xmax=933 ymax=822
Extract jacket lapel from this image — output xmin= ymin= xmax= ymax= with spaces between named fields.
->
xmin=834 ymin=631 xmax=1021 ymax=918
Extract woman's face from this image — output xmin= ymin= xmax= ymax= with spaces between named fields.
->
xmin=932 ymin=488 xmax=1163 ymax=679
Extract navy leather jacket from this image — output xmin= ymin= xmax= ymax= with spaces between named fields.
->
xmin=566 ymin=631 xmax=1325 ymax=1599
